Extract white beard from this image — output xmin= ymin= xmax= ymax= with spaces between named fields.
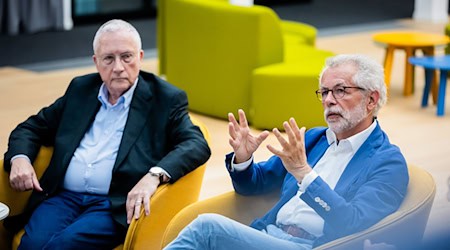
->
xmin=325 ymin=101 xmax=368 ymax=135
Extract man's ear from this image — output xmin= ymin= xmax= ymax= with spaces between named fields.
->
xmin=367 ymin=91 xmax=379 ymax=110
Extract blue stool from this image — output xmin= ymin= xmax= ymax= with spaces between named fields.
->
xmin=409 ymin=55 xmax=450 ymax=116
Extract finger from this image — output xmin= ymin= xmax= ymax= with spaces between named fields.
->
xmin=272 ymin=128 xmax=289 ymax=149
xmin=256 ymin=130 xmax=270 ymax=144
xmin=16 ymin=181 xmax=25 ymax=192
xmin=143 ymin=195 xmax=150 ymax=216
xmin=283 ymin=121 xmax=296 ymax=145
xmin=228 ymin=122 xmax=237 ymax=140
xmin=24 ymin=178 xmax=34 ymax=190
xmin=289 ymin=118 xmax=302 ymax=140
xmin=228 ymin=112 xmax=238 ymax=126
xmin=32 ymin=174 xmax=43 ymax=191
xmin=299 ymin=127 xmax=306 ymax=144
xmin=126 ymin=200 xmax=133 ymax=224
xmin=267 ymin=144 xmax=283 ymax=156
xmin=238 ymin=109 xmax=249 ymax=128
xmin=134 ymin=200 xmax=142 ymax=219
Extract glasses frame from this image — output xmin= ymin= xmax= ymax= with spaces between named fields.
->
xmin=315 ymin=86 xmax=366 ymax=101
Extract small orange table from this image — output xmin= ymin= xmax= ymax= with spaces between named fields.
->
xmin=373 ymin=31 xmax=450 ymax=100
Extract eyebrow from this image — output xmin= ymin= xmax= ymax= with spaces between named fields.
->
xmin=321 ymin=82 xmax=346 ymax=89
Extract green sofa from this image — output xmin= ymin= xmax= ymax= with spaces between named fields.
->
xmin=158 ymin=0 xmax=333 ymax=129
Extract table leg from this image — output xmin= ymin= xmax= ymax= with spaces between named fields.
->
xmin=383 ymin=46 xmax=394 ymax=95
xmin=422 ymin=69 xmax=434 ymax=108
xmin=404 ymin=47 xmax=414 ymax=96
xmin=422 ymin=47 xmax=438 ymax=104
xmin=437 ymin=70 xmax=448 ymax=116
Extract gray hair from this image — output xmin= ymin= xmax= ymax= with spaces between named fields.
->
xmin=319 ymin=54 xmax=387 ymax=116
xmin=92 ymin=19 xmax=142 ymax=54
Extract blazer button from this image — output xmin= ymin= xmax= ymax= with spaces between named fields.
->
xmin=314 ymin=197 xmax=320 ymax=202
xmin=325 ymin=206 xmax=331 ymax=212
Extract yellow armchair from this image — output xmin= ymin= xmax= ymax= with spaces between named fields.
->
xmin=0 ymin=115 xmax=210 ymax=250
xmin=160 ymin=165 xmax=436 ymax=249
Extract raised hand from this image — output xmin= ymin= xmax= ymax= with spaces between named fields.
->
xmin=267 ymin=118 xmax=311 ymax=182
xmin=228 ymin=109 xmax=269 ymax=163
xmin=9 ymin=157 xmax=43 ymax=192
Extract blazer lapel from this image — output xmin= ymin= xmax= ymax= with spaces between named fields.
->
xmin=62 ymin=83 xmax=101 ymax=167
xmin=113 ymin=76 xmax=153 ymax=171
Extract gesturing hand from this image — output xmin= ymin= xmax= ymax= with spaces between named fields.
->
xmin=228 ymin=109 xmax=269 ymax=163
xmin=267 ymin=118 xmax=311 ymax=182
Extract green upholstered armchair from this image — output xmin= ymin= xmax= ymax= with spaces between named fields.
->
xmin=0 ymin=115 xmax=210 ymax=250
xmin=160 ymin=164 xmax=436 ymax=249
xmin=157 ymin=0 xmax=333 ymax=129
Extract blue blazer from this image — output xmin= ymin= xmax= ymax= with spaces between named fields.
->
xmin=226 ymin=123 xmax=409 ymax=246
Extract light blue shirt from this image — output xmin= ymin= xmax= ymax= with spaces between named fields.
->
xmin=63 ymin=80 xmax=138 ymax=195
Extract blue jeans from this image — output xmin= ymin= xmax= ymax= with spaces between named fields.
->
xmin=19 ymin=190 xmax=126 ymax=250
xmin=164 ymin=213 xmax=313 ymax=250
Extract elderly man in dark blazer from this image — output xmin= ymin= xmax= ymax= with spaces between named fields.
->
xmin=3 ymin=19 xmax=210 ymax=249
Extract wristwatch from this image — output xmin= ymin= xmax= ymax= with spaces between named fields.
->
xmin=148 ymin=167 xmax=165 ymax=182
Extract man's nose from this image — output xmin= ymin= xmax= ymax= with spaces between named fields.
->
xmin=113 ymin=59 xmax=125 ymax=71
xmin=323 ymin=91 xmax=336 ymax=103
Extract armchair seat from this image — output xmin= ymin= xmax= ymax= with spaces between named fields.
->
xmin=160 ymin=164 xmax=436 ymax=249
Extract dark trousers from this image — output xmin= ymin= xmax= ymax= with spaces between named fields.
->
xmin=19 ymin=190 xmax=126 ymax=250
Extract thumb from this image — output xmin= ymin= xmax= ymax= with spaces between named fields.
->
xmin=32 ymin=174 xmax=43 ymax=192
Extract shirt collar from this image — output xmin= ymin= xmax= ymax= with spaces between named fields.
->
xmin=98 ymin=78 xmax=139 ymax=109
xmin=326 ymin=120 xmax=377 ymax=152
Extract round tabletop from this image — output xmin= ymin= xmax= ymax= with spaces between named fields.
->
xmin=373 ymin=31 xmax=450 ymax=47
xmin=409 ymin=55 xmax=450 ymax=70
xmin=0 ymin=202 xmax=10 ymax=220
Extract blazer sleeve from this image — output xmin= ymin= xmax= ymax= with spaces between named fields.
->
xmin=156 ymin=90 xmax=211 ymax=182
xmin=4 ymin=94 xmax=66 ymax=172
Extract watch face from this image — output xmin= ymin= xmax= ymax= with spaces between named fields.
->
xmin=150 ymin=168 xmax=163 ymax=175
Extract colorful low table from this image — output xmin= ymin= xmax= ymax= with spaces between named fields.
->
xmin=409 ymin=55 xmax=450 ymax=116
xmin=373 ymin=31 xmax=449 ymax=99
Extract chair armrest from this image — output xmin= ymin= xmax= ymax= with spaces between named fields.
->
xmin=315 ymin=165 xmax=436 ymax=250
xmin=0 ymin=146 xmax=53 ymax=250
xmin=160 ymin=190 xmax=279 ymax=248
xmin=122 ymin=164 xmax=206 ymax=250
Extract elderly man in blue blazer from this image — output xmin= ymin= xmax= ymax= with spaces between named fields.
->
xmin=165 ymin=54 xmax=409 ymax=250
xmin=3 ymin=19 xmax=210 ymax=249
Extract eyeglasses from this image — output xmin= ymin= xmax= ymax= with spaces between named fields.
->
xmin=315 ymin=86 xmax=366 ymax=101
xmin=99 ymin=52 xmax=136 ymax=66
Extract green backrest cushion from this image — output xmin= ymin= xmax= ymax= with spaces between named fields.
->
xmin=159 ymin=0 xmax=284 ymax=118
